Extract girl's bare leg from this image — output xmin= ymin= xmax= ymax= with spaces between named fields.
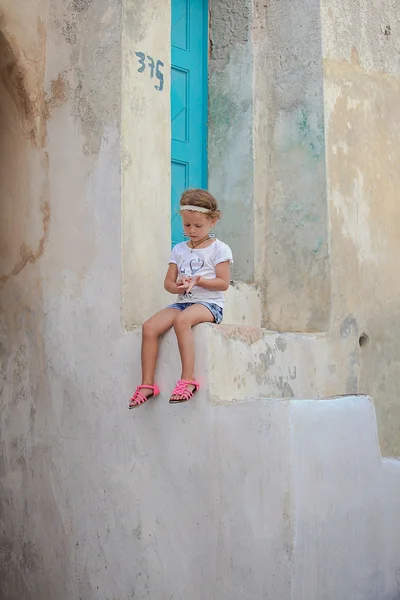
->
xmin=140 ymin=308 xmax=179 ymax=397
xmin=171 ymin=304 xmax=214 ymax=401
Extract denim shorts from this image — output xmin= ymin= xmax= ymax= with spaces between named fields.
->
xmin=167 ymin=301 xmax=223 ymax=324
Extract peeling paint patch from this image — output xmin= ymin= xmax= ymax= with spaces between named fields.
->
xmin=218 ymin=325 xmax=264 ymax=345
xmin=275 ymin=336 xmax=287 ymax=352
xmin=0 ymin=175 xmax=50 ymax=284
xmin=209 ymin=0 xmax=251 ymax=71
xmin=296 ymin=107 xmax=325 ymax=161
xmin=346 ymin=349 xmax=360 ymax=394
xmin=280 ymin=381 xmax=294 ymax=398
xmin=259 ymin=345 xmax=276 ymax=368
xmin=0 ymin=20 xmax=47 ymax=148
xmin=60 ymin=0 xmax=93 ymax=45
xmin=340 ymin=315 xmax=359 ymax=339
xmin=46 ymin=74 xmax=69 ymax=112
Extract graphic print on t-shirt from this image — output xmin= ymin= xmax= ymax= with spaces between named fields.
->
xmin=169 ymin=239 xmax=233 ymax=308
xmin=178 ymin=255 xmax=205 ymax=300
xmin=177 ymin=264 xmax=194 ymax=300
xmin=178 ymin=291 xmax=193 ymax=301
xmin=189 ymin=257 xmax=204 ymax=275
xmin=178 ymin=254 xmax=204 ymax=299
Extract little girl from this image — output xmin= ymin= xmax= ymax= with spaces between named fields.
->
xmin=129 ymin=189 xmax=233 ymax=407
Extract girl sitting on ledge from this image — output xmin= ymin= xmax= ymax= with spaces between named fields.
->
xmin=129 ymin=188 xmax=233 ymax=408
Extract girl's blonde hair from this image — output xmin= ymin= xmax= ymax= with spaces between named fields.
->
xmin=180 ymin=189 xmax=221 ymax=220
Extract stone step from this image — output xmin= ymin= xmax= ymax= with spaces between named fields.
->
xmin=156 ymin=324 xmax=359 ymax=404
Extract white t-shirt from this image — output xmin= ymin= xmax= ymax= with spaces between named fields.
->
xmin=168 ymin=239 xmax=233 ymax=308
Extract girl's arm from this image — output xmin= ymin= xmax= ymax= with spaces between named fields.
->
xmin=164 ymin=264 xmax=188 ymax=294
xmin=187 ymin=261 xmax=231 ymax=293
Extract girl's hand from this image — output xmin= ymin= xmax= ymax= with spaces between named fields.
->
xmin=176 ymin=275 xmax=191 ymax=291
xmin=186 ymin=276 xmax=201 ymax=294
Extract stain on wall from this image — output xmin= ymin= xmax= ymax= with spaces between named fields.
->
xmin=209 ymin=0 xmax=254 ymax=282
xmin=54 ymin=0 xmax=121 ymax=155
xmin=262 ymin=0 xmax=330 ymax=333
xmin=0 ymin=21 xmax=50 ymax=285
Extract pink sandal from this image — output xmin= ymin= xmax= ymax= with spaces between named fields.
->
xmin=129 ymin=384 xmax=160 ymax=409
xmin=169 ymin=380 xmax=200 ymax=404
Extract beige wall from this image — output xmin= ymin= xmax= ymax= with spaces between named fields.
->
xmin=1 ymin=0 xmax=400 ymax=597
xmin=250 ymin=0 xmax=400 ymax=454
xmin=121 ymin=0 xmax=171 ymax=328
xmin=322 ymin=0 xmax=400 ymax=455
xmin=0 ymin=3 xmax=49 ymax=286
xmin=0 ymin=1 xmax=399 ymax=450
xmin=0 ymin=0 xmax=123 ymax=595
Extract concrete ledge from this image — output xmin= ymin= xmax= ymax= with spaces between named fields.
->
xmin=114 ymin=391 xmax=400 ymax=599
xmin=155 ymin=324 xmax=360 ymax=404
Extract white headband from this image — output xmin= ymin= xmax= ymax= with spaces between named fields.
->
xmin=180 ymin=205 xmax=211 ymax=214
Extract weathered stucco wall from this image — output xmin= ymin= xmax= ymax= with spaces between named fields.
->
xmin=247 ymin=0 xmax=400 ymax=454
xmin=262 ymin=0 xmax=331 ymax=332
xmin=0 ymin=0 xmax=122 ymax=595
xmin=1 ymin=0 xmax=400 ymax=598
xmin=321 ymin=0 xmax=400 ymax=455
xmin=0 ymin=3 xmax=49 ymax=286
xmin=121 ymin=0 xmax=171 ymax=328
xmin=209 ymin=0 xmax=254 ymax=283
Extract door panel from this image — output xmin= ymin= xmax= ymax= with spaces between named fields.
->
xmin=171 ymin=0 xmax=208 ymax=246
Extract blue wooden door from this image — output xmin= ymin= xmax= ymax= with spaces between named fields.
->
xmin=171 ymin=0 xmax=208 ymax=246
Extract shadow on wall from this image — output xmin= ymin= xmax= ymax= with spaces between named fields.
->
xmin=0 ymin=27 xmax=49 ymax=285
xmin=0 ymin=22 xmax=69 ymax=600
xmin=0 ymin=26 xmax=39 ymax=599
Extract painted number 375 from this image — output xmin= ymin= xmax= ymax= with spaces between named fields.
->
xmin=135 ymin=52 xmax=164 ymax=92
